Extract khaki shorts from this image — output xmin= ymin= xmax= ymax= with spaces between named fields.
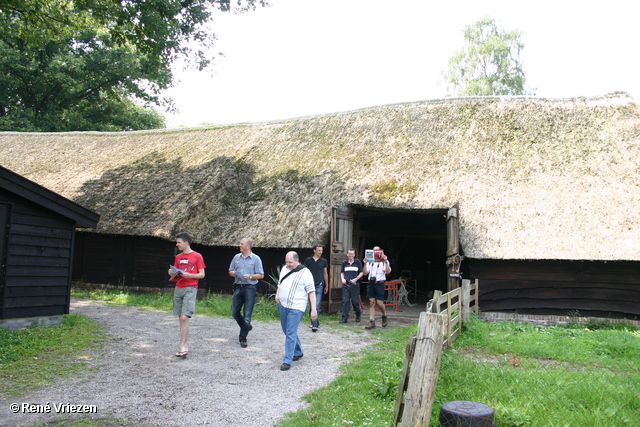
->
xmin=173 ymin=286 xmax=197 ymax=317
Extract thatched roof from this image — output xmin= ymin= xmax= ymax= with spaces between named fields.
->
xmin=1 ymin=93 xmax=639 ymax=261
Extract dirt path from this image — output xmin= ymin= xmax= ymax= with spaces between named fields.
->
xmin=0 ymin=299 xmax=377 ymax=426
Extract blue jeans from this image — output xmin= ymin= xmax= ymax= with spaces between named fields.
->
xmin=342 ymin=282 xmax=362 ymax=320
xmin=310 ymin=284 xmax=323 ymax=328
xmin=278 ymin=304 xmax=305 ymax=364
xmin=232 ymin=285 xmax=256 ymax=341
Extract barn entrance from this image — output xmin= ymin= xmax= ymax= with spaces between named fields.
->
xmin=327 ymin=204 xmax=462 ymax=313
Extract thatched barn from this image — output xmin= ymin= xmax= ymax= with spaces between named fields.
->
xmin=0 ymin=166 xmax=99 ymax=328
xmin=1 ymin=93 xmax=638 ymax=318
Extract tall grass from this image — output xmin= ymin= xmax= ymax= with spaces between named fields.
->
xmin=433 ymin=318 xmax=640 ymax=426
xmin=278 ymin=316 xmax=639 ymax=426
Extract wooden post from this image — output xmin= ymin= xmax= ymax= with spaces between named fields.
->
xmin=393 ymin=335 xmax=417 ymax=426
xmin=445 ymin=205 xmax=462 ymax=292
xmin=461 ymin=279 xmax=471 ymax=321
xmin=446 ymin=292 xmax=453 ymax=347
xmin=400 ymin=312 xmax=445 ymax=427
xmin=428 ymin=290 xmax=442 ymax=314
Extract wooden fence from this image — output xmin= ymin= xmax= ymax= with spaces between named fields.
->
xmin=393 ymin=279 xmax=479 ymax=426
xmin=427 ymin=278 xmax=479 ymax=348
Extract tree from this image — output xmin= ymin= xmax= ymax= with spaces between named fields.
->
xmin=443 ymin=17 xmax=532 ymax=97
xmin=0 ymin=25 xmax=167 ymax=131
xmin=0 ymin=0 xmax=265 ymax=131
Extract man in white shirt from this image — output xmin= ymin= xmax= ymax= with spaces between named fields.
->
xmin=275 ymin=251 xmax=317 ymax=371
xmin=362 ymin=246 xmax=391 ymax=329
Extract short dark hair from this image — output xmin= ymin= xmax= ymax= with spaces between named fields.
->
xmin=312 ymin=244 xmax=323 ymax=251
xmin=176 ymin=232 xmax=193 ymax=245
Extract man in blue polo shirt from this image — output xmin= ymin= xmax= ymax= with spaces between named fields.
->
xmin=228 ymin=238 xmax=264 ymax=348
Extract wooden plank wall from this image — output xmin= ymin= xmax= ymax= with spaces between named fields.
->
xmin=470 ymin=259 xmax=640 ymax=318
xmin=73 ymin=232 xmax=310 ymax=296
xmin=1 ymin=192 xmax=74 ymax=318
xmin=73 ymin=233 xmax=173 ymax=288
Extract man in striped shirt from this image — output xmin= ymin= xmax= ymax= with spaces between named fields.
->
xmin=275 ymin=251 xmax=317 ymax=371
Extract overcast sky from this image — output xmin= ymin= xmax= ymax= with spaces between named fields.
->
xmin=162 ymin=0 xmax=640 ymax=128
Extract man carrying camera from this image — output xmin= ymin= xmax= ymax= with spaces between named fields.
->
xmin=339 ymin=248 xmax=363 ymax=323
xmin=363 ymin=246 xmax=391 ymax=329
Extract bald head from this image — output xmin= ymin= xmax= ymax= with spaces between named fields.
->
xmin=285 ymin=251 xmax=300 ymax=270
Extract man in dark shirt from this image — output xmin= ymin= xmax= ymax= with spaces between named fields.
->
xmin=339 ymin=248 xmax=363 ymax=323
xmin=303 ymin=244 xmax=329 ymax=332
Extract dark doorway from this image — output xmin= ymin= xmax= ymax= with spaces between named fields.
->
xmin=351 ymin=205 xmax=449 ymax=304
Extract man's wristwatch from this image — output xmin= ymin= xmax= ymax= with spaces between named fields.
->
xmin=250 ymin=274 xmax=253 ymax=280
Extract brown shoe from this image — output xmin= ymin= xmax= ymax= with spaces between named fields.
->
xmin=382 ymin=315 xmax=388 ymax=327
xmin=365 ymin=320 xmax=376 ymax=330
xmin=280 ymin=363 xmax=291 ymax=371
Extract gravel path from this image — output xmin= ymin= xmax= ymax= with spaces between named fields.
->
xmin=1 ymin=298 xmax=378 ymax=427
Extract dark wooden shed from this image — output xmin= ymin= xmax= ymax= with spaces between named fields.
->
xmin=0 ymin=166 xmax=99 ymax=329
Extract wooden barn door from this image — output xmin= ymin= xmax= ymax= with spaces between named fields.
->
xmin=446 ymin=203 xmax=463 ymax=291
xmin=329 ymin=206 xmax=354 ymax=313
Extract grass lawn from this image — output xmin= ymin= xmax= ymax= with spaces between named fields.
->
xmin=0 ymin=314 xmax=104 ymax=396
xmin=433 ymin=318 xmax=640 ymax=426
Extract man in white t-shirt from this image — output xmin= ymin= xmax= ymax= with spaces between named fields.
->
xmin=275 ymin=251 xmax=318 ymax=371
xmin=363 ymin=246 xmax=391 ymax=329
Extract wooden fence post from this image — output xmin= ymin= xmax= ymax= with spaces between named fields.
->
xmin=446 ymin=291 xmax=453 ymax=347
xmin=393 ymin=334 xmax=417 ymax=425
xmin=427 ymin=290 xmax=442 ymax=313
xmin=461 ymin=279 xmax=471 ymax=321
xmin=400 ymin=312 xmax=445 ymax=427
